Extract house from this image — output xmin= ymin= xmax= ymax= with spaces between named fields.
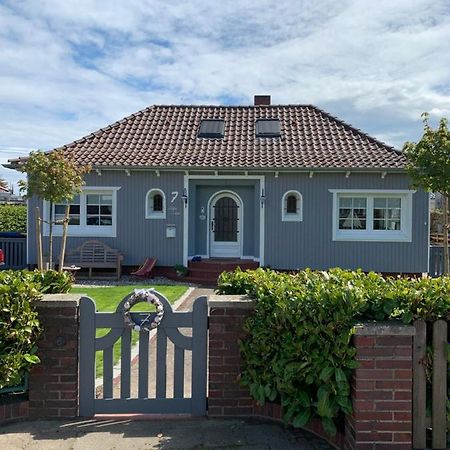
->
xmin=6 ymin=96 xmax=429 ymax=275
xmin=0 ymin=185 xmax=11 ymax=203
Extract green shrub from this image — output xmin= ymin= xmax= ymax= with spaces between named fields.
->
xmin=217 ymin=268 xmax=450 ymax=435
xmin=0 ymin=204 xmax=27 ymax=233
xmin=0 ymin=271 xmax=42 ymax=389
xmin=30 ymin=269 xmax=74 ymax=294
xmin=0 ymin=269 xmax=73 ymax=389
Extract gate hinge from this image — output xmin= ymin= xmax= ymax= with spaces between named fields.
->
xmin=207 ymin=316 xmax=210 ymax=329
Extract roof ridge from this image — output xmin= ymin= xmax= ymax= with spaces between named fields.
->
xmin=308 ymin=105 xmax=401 ymax=154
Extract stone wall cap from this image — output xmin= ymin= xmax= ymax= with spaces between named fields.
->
xmin=208 ymin=294 xmax=255 ymax=309
xmin=354 ymin=322 xmax=415 ymax=336
xmin=38 ymin=294 xmax=83 ymax=308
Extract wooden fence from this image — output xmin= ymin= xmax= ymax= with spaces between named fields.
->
xmin=0 ymin=237 xmax=27 ymax=270
xmin=413 ymin=320 xmax=448 ymax=449
xmin=429 ymin=246 xmax=448 ymax=277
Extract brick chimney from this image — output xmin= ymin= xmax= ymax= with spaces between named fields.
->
xmin=254 ymin=95 xmax=271 ymax=106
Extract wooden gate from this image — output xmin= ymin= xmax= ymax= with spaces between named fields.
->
xmin=413 ymin=320 xmax=448 ymax=449
xmin=79 ymin=290 xmax=208 ymax=416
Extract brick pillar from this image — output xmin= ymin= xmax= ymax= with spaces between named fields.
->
xmin=208 ymin=295 xmax=255 ymax=417
xmin=345 ymin=323 xmax=415 ymax=450
xmin=28 ymin=294 xmax=81 ymax=418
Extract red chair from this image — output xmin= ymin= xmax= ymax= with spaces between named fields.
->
xmin=0 ymin=249 xmax=4 ymax=266
xmin=131 ymin=258 xmax=157 ymax=278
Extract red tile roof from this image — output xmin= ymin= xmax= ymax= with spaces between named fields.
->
xmin=10 ymin=105 xmax=407 ymax=170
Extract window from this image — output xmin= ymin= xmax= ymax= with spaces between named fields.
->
xmin=256 ymin=119 xmax=281 ymax=138
xmin=282 ymin=191 xmax=303 ymax=222
xmin=44 ymin=187 xmax=119 ymax=237
xmin=146 ymin=189 xmax=166 ymax=219
xmin=86 ymin=194 xmax=113 ymax=226
xmin=338 ymin=197 xmax=367 ymax=230
xmin=198 ymin=119 xmax=225 ymax=138
xmin=331 ymin=190 xmax=414 ymax=242
xmin=54 ymin=195 xmax=81 ymax=225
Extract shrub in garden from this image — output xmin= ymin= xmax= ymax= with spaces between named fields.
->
xmin=30 ymin=269 xmax=74 ymax=294
xmin=0 ymin=204 xmax=27 ymax=233
xmin=0 ymin=269 xmax=74 ymax=389
xmin=217 ymin=268 xmax=450 ymax=435
xmin=0 ymin=271 xmax=41 ymax=389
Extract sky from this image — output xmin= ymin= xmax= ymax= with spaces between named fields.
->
xmin=0 ymin=0 xmax=449 ymax=190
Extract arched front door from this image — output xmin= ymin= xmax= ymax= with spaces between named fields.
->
xmin=209 ymin=192 xmax=242 ymax=258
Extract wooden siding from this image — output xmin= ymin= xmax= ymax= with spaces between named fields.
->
xmin=27 ymin=170 xmax=429 ymax=273
xmin=264 ymin=172 xmax=429 ymax=273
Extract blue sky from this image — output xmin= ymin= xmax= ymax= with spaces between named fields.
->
xmin=1 ymin=0 xmax=449 ymax=189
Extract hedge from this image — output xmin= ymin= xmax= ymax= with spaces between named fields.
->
xmin=0 ymin=270 xmax=74 ymax=389
xmin=0 ymin=204 xmax=27 ymax=233
xmin=217 ymin=268 xmax=450 ymax=435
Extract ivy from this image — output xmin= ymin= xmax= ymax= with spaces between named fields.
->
xmin=217 ymin=268 xmax=450 ymax=434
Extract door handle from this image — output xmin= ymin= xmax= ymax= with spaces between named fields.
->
xmin=211 ymin=220 xmax=215 ymax=232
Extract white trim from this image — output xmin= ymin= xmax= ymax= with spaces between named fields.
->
xmin=281 ymin=190 xmax=303 ymax=222
xmin=331 ymin=190 xmax=414 ymax=242
xmin=183 ymin=175 xmax=189 ymax=266
xmin=259 ymin=176 xmax=265 ymax=266
xmin=145 ymin=188 xmax=166 ymax=219
xmin=42 ymin=187 xmax=120 ymax=238
xmin=183 ymin=174 xmax=265 ymax=266
xmin=329 ymin=189 xmax=416 ymax=194
xmin=207 ymin=191 xmax=243 ymax=258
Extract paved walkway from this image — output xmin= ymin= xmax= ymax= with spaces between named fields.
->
xmin=0 ymin=417 xmax=336 ymax=449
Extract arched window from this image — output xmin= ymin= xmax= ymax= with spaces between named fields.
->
xmin=282 ymin=190 xmax=303 ymax=222
xmin=146 ymin=189 xmax=166 ymax=219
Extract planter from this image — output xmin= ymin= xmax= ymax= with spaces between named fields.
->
xmin=0 ymin=372 xmax=29 ymax=395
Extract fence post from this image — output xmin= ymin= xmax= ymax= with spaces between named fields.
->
xmin=432 ymin=320 xmax=447 ymax=449
xmin=345 ymin=323 xmax=415 ymax=450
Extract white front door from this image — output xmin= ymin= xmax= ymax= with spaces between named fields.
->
xmin=210 ymin=192 xmax=242 ymax=258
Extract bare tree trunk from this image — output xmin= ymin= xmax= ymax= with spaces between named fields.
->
xmin=35 ymin=206 xmax=43 ymax=271
xmin=443 ymin=194 xmax=449 ymax=274
xmin=58 ymin=204 xmax=70 ymax=272
xmin=48 ymin=200 xmax=53 ymax=270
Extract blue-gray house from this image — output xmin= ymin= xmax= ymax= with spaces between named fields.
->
xmin=10 ymin=96 xmax=429 ymax=275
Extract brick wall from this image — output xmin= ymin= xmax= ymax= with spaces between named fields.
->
xmin=208 ymin=296 xmax=415 ymax=450
xmin=344 ymin=324 xmax=415 ymax=450
xmin=28 ymin=295 xmax=81 ymax=418
xmin=0 ymin=398 xmax=28 ymax=422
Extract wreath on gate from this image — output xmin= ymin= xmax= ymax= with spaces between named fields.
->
xmin=122 ymin=288 xmax=164 ymax=332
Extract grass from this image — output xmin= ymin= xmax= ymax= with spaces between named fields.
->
xmin=70 ymin=284 xmax=189 ymax=378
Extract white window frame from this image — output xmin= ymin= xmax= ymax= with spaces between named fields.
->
xmin=43 ymin=186 xmax=120 ymax=237
xmin=330 ymin=189 xmax=415 ymax=242
xmin=282 ymin=190 xmax=303 ymax=222
xmin=145 ymin=189 xmax=166 ymax=219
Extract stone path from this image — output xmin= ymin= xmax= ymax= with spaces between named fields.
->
xmin=0 ymin=417 xmax=336 ymax=449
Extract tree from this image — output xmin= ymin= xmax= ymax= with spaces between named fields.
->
xmin=18 ymin=150 xmax=90 ymax=270
xmin=0 ymin=177 xmax=8 ymax=191
xmin=403 ymin=113 xmax=450 ymax=273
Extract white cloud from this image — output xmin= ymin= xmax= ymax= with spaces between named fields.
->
xmin=0 ymin=0 xmax=449 ymax=187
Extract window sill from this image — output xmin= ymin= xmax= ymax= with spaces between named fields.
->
xmin=282 ymin=215 xmax=303 ymax=222
xmin=43 ymin=226 xmax=116 ymax=238
xmin=333 ymin=231 xmax=412 ymax=243
xmin=145 ymin=214 xmax=166 ymax=220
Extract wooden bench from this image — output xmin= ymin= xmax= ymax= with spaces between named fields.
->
xmin=65 ymin=240 xmax=123 ymax=280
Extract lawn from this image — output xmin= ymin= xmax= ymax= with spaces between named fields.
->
xmin=70 ymin=284 xmax=189 ymax=378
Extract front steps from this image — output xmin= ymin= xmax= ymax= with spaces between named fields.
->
xmin=185 ymin=259 xmax=259 ymax=286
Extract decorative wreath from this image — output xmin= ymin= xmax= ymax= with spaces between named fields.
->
xmin=123 ymin=288 xmax=165 ymax=332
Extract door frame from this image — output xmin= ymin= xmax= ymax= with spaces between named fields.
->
xmin=206 ymin=190 xmax=244 ymax=258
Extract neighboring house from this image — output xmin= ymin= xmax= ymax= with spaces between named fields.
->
xmin=6 ymin=96 xmax=429 ymax=274
xmin=0 ymin=186 xmax=11 ymax=203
